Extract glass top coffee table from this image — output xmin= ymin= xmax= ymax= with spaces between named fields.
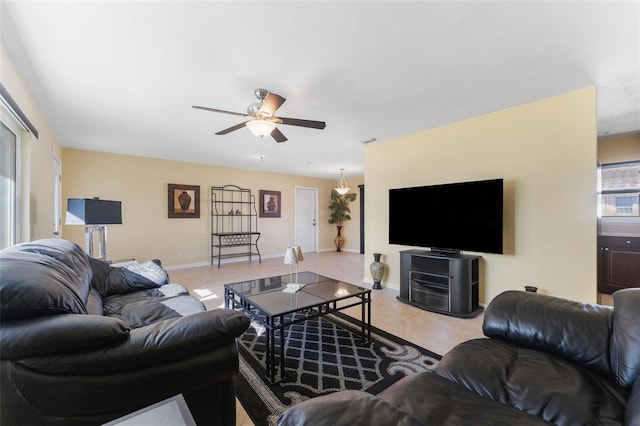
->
xmin=224 ymin=271 xmax=372 ymax=383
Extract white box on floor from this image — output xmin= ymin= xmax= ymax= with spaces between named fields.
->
xmin=102 ymin=395 xmax=196 ymax=426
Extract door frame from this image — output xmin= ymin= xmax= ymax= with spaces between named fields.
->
xmin=52 ymin=151 xmax=62 ymax=238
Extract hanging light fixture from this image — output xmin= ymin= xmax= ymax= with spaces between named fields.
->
xmin=334 ymin=168 xmax=350 ymax=195
xmin=246 ymin=119 xmax=276 ymax=137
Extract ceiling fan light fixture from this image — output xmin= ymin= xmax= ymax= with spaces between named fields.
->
xmin=334 ymin=168 xmax=350 ymax=195
xmin=194 ymin=88 xmax=325 ymax=142
xmin=246 ymin=119 xmax=276 ymax=138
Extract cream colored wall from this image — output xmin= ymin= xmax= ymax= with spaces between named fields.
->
xmin=1 ymin=42 xmax=62 ymax=241
xmin=61 ymin=148 xmax=363 ymax=266
xmin=365 ymin=87 xmax=598 ymax=304
xmin=598 ymin=133 xmax=640 ymax=164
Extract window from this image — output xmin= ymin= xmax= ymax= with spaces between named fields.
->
xmin=1 ymin=84 xmax=35 ymax=249
xmin=0 ymin=120 xmax=19 ymax=249
xmin=600 ymin=161 xmax=640 ymax=217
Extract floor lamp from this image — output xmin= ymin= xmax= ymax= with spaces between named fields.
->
xmin=66 ymin=197 xmax=122 ymax=261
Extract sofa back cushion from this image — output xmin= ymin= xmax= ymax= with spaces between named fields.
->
xmin=9 ymin=239 xmax=93 ymax=285
xmin=610 ymin=288 xmax=640 ymax=388
xmin=0 ymin=239 xmax=92 ymax=319
xmin=483 ymin=291 xmax=613 ymax=377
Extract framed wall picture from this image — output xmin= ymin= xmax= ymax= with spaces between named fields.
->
xmin=168 ymin=184 xmax=200 ymax=218
xmin=259 ymin=190 xmax=281 ymax=218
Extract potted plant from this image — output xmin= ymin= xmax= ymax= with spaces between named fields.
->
xmin=328 ymin=189 xmax=357 ymax=252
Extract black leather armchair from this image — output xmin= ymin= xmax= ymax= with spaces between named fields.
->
xmin=279 ymin=289 xmax=640 ymax=425
xmin=0 ymin=239 xmax=250 ymax=425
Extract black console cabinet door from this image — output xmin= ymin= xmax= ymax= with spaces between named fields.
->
xmin=598 ymin=236 xmax=640 ymax=294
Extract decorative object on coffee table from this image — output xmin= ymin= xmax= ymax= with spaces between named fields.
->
xmin=328 ymin=187 xmax=356 ymax=252
xmin=370 ymin=252 xmax=385 ymax=289
xmin=283 ymin=245 xmax=304 ymax=284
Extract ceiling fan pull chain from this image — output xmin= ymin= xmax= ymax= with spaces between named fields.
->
xmin=259 ymin=139 xmax=264 ymax=163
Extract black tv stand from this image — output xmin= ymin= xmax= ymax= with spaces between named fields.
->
xmin=398 ymin=249 xmax=483 ymax=318
xmin=429 ymin=248 xmax=461 ymax=257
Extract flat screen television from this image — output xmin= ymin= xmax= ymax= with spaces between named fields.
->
xmin=389 ymin=178 xmax=504 ymax=254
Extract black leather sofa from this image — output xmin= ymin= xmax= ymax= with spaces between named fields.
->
xmin=0 ymin=238 xmax=250 ymax=425
xmin=278 ymin=289 xmax=640 ymax=425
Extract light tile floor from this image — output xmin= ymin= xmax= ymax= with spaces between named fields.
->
xmin=168 ymin=251 xmax=611 ymax=426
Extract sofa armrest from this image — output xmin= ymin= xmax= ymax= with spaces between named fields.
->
xmin=382 ymin=372 xmax=553 ymax=425
xmin=627 ymin=375 xmax=640 ymax=425
xmin=611 ymin=288 xmax=640 ymax=388
xmin=277 ymin=390 xmax=423 ymax=426
xmin=0 ymin=314 xmax=129 ymax=359
xmin=483 ymin=291 xmax=613 ymax=375
xmin=16 ymin=309 xmax=250 ymax=374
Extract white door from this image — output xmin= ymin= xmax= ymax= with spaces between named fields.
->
xmin=295 ymin=187 xmax=317 ymax=253
xmin=52 ymin=154 xmax=62 ymax=238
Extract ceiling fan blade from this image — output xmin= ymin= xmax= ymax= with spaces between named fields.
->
xmin=215 ymin=121 xmax=249 ymax=135
xmin=260 ymin=93 xmax=286 ymax=116
xmin=278 ymin=117 xmax=326 ymax=130
xmin=271 ymin=127 xmax=288 ymax=143
xmin=192 ymin=106 xmax=248 ymax=118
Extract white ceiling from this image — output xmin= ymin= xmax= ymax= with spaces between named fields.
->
xmin=2 ymin=1 xmax=639 ymax=180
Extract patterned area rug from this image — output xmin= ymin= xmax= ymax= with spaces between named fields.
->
xmin=235 ymin=312 xmax=442 ymax=426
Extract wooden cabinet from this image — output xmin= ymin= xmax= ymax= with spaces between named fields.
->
xmin=598 ymin=236 xmax=640 ymax=294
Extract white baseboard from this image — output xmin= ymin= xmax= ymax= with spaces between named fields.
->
xmin=164 ymin=252 xmax=285 ymax=270
xmin=318 ymin=247 xmax=361 ymax=253
xmin=164 ymin=250 xmax=362 ymax=270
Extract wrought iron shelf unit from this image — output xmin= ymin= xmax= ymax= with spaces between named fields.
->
xmin=211 ymin=185 xmax=261 ymax=268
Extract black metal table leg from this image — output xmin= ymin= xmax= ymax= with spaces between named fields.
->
xmin=265 ymin=316 xmax=273 ymax=383
xmin=367 ymin=292 xmax=372 ymax=341
xmin=361 ymin=294 xmax=366 ymax=342
xmin=279 ymin=315 xmax=285 ymax=381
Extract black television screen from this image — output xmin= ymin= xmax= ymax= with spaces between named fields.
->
xmin=389 ymin=178 xmax=503 ymax=254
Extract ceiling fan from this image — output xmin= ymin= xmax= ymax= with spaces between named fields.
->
xmin=192 ymin=88 xmax=326 ymax=143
